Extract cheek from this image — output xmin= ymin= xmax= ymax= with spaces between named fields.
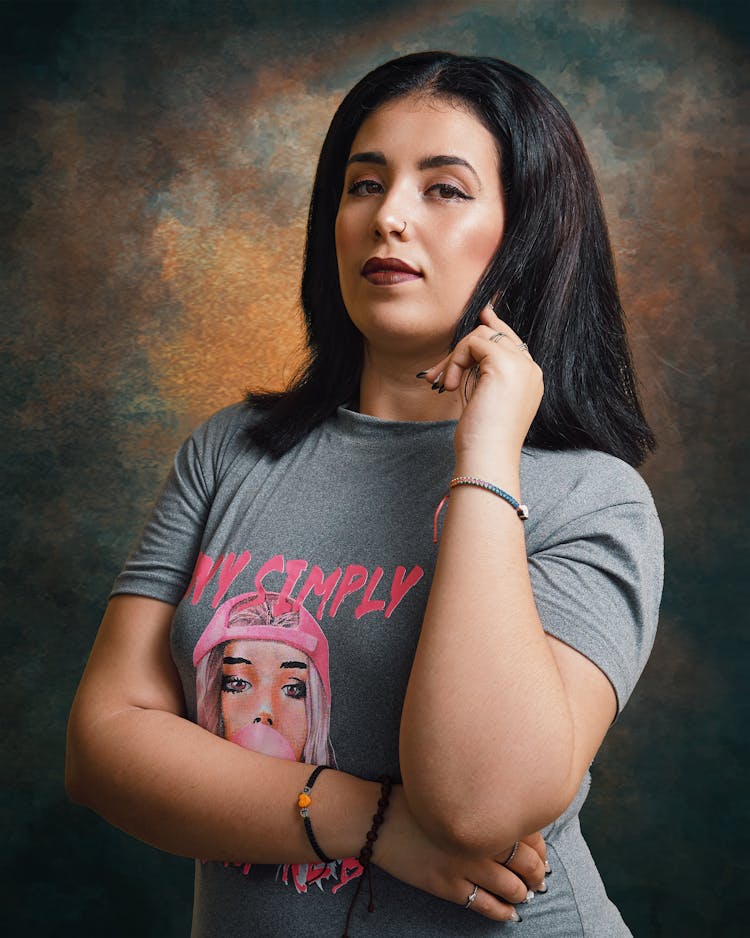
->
xmin=442 ymin=214 xmax=504 ymax=271
xmin=279 ymin=697 xmax=308 ymax=741
xmin=220 ymin=694 xmax=249 ymax=733
xmin=335 ymin=211 xmax=358 ymax=270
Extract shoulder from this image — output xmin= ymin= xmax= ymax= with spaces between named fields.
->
xmin=190 ymin=400 xmax=258 ymax=441
xmin=521 ymin=447 xmax=661 ymax=549
xmin=176 ymin=401 xmax=264 ymax=483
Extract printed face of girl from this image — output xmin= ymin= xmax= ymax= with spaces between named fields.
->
xmin=220 ymin=640 xmax=309 ymax=761
xmin=335 ymin=94 xmax=505 ymax=358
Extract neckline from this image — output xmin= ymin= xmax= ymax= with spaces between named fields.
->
xmin=332 ymin=405 xmax=458 ymax=439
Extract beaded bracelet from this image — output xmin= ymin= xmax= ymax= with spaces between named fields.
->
xmin=433 ymin=476 xmax=529 ymax=543
xmin=342 ymin=775 xmax=393 ymax=938
xmin=297 ymin=765 xmax=334 ymax=864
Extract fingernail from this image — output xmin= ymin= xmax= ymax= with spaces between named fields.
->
xmin=537 ymin=879 xmax=547 ymax=893
xmin=431 ymin=381 xmax=441 ymax=390
xmin=544 ymin=860 xmax=552 ymax=875
xmin=437 ymin=385 xmax=446 ymax=393
xmin=416 ymin=371 xmax=427 ymax=378
xmin=510 ymin=910 xmax=522 ymax=922
xmin=523 ymin=889 xmax=534 ymax=903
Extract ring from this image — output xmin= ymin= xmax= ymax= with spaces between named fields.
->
xmin=501 ymin=841 xmax=520 ymax=867
xmin=517 ymin=342 xmax=529 ymax=352
xmin=489 ymin=332 xmax=506 ymax=343
xmin=464 ymin=883 xmax=479 ymax=910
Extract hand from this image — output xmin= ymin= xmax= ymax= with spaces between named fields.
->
xmin=373 ymin=786 xmax=548 ymax=922
xmin=418 ymin=305 xmax=543 ymax=463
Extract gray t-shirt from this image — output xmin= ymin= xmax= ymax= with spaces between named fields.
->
xmin=112 ymin=402 xmax=663 ymax=937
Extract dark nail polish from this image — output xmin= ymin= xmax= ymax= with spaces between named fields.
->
xmin=416 ymin=371 xmax=427 ymax=378
xmin=438 ymin=385 xmax=446 ymax=393
xmin=431 ymin=381 xmax=440 ymax=390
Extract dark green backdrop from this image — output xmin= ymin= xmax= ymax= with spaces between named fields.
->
xmin=2 ymin=1 xmax=747 ymax=935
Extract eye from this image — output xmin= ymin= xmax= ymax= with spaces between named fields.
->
xmin=426 ymin=182 xmax=472 ymax=201
xmin=222 ymin=675 xmax=251 ymax=694
xmin=347 ymin=178 xmax=384 ymax=196
xmin=282 ymin=680 xmax=307 ymax=700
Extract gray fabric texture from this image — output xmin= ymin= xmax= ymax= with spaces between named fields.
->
xmin=112 ymin=402 xmax=663 ymax=937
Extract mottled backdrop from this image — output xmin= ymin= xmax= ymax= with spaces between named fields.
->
xmin=2 ymin=1 xmax=747 ymax=935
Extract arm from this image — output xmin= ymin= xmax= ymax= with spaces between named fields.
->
xmin=400 ymin=306 xmax=619 ymax=853
xmin=65 ymin=594 xmax=379 ymax=864
xmin=66 ymin=593 xmax=544 ymax=921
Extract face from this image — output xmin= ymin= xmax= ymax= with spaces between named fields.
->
xmin=220 ymin=639 xmax=310 ymax=761
xmin=335 ymin=93 xmax=505 ymax=358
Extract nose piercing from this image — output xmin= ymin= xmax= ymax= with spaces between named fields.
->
xmin=398 ymin=220 xmax=407 ymax=234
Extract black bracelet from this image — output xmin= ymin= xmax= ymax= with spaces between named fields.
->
xmin=297 ymin=764 xmax=334 ymax=864
xmin=342 ymin=775 xmax=393 ymax=937
xmin=357 ymin=775 xmax=392 ymax=868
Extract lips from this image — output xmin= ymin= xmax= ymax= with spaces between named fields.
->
xmin=361 ymin=256 xmax=422 ymax=285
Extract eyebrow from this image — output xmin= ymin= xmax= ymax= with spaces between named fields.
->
xmin=222 ymin=656 xmax=308 ymax=670
xmin=346 ymin=151 xmax=481 ymax=188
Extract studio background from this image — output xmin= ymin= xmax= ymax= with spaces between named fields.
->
xmin=2 ymin=1 xmax=746 ymax=935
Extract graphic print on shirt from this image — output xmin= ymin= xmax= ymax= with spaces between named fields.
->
xmin=190 ymin=561 xmax=422 ymax=895
xmin=194 ymin=591 xmax=335 ymax=765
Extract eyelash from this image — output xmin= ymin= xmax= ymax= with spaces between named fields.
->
xmin=220 ymin=675 xmax=306 ymax=698
xmin=346 ymin=179 xmax=472 ymax=201
xmin=222 ymin=675 xmax=249 ymax=694
xmin=283 ymin=681 xmax=307 ymax=700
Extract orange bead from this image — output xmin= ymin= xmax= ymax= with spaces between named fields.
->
xmin=298 ymin=793 xmax=312 ymax=809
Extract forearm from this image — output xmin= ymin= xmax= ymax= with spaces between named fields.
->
xmin=400 ymin=454 xmax=576 ymax=852
xmin=66 ymin=706 xmax=377 ymax=864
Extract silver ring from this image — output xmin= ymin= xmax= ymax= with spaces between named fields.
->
xmin=517 ymin=342 xmax=529 ymax=352
xmin=489 ymin=332 xmax=506 ymax=343
xmin=464 ymin=883 xmax=479 ymax=910
xmin=501 ymin=840 xmax=520 ymax=867
xmin=398 ymin=220 xmax=407 ymax=234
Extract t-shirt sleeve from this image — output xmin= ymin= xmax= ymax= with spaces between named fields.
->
xmin=527 ymin=481 xmax=663 ymax=714
xmin=110 ymin=404 xmax=247 ymax=606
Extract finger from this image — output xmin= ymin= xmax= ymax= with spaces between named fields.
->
xmin=481 ymin=862 xmax=534 ymax=906
xmin=497 ymin=840 xmax=547 ymax=893
xmin=440 ymin=331 xmax=529 ymax=393
xmin=416 ymin=321 xmax=530 ymax=391
xmin=521 ymin=830 xmax=549 ymax=869
xmin=462 ymin=885 xmax=523 ymax=923
xmin=480 ymin=305 xmax=530 ymax=353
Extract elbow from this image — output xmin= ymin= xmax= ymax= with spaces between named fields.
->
xmin=403 ymin=776 xmax=577 ymax=857
xmin=422 ymin=802 xmax=567 ymax=858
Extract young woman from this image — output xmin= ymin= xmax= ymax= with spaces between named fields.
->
xmin=66 ymin=52 xmax=663 ymax=936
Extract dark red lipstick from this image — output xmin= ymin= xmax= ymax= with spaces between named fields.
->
xmin=361 ymin=257 xmax=422 ymax=285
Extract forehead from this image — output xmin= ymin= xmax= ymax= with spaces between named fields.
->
xmin=224 ymin=639 xmax=309 ymax=666
xmin=349 ymin=93 xmax=500 ymax=171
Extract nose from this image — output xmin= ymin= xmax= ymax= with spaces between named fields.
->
xmin=371 ymin=187 xmax=410 ymax=242
xmin=253 ymin=711 xmax=273 ymax=726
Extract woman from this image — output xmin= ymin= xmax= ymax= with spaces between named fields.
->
xmin=66 ymin=52 xmax=662 ymax=936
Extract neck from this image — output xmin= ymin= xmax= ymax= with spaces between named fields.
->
xmin=356 ymin=343 xmax=463 ymax=422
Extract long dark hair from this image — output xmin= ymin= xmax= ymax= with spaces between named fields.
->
xmin=246 ymin=51 xmax=655 ymax=466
